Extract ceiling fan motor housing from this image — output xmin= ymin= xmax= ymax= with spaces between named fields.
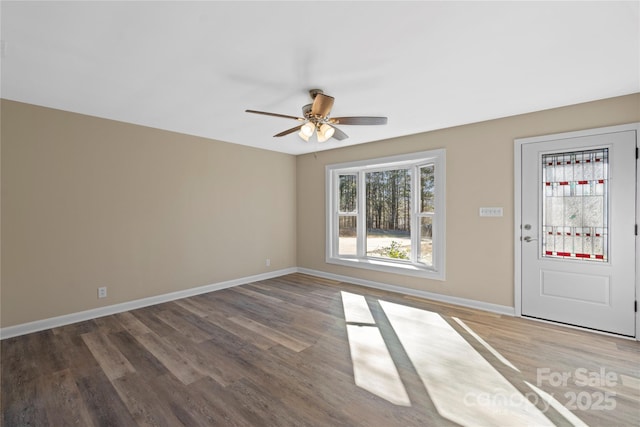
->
xmin=302 ymin=103 xmax=313 ymax=117
xmin=309 ymin=88 xmax=324 ymax=99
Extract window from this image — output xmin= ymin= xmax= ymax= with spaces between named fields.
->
xmin=326 ymin=149 xmax=445 ymax=279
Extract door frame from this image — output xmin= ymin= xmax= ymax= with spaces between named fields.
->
xmin=514 ymin=123 xmax=639 ymax=340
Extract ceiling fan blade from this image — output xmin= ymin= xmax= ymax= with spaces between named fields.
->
xmin=331 ymin=125 xmax=349 ymax=141
xmin=311 ymin=93 xmax=335 ymax=117
xmin=274 ymin=125 xmax=302 ymax=137
xmin=245 ymin=109 xmax=304 ymax=121
xmin=329 ymin=116 xmax=388 ymax=125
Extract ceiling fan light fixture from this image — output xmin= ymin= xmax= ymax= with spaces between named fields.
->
xmin=298 ymin=129 xmax=310 ymax=142
xmin=318 ymin=123 xmax=335 ymax=142
xmin=301 ymin=122 xmax=315 ymax=137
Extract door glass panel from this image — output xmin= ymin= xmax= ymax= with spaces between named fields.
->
xmin=541 ymin=148 xmax=608 ymax=261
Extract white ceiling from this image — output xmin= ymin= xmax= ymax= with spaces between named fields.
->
xmin=1 ymin=1 xmax=638 ymax=155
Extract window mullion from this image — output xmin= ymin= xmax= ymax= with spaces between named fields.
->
xmin=333 ymin=171 xmax=340 ymax=257
xmin=411 ymin=165 xmax=419 ymax=263
xmin=433 ymin=158 xmax=440 ymax=270
xmin=357 ymin=171 xmax=366 ymax=258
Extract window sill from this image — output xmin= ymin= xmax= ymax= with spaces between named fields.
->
xmin=326 ymin=256 xmax=445 ymax=281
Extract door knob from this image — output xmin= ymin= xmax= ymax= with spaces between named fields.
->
xmin=523 ymin=236 xmax=537 ymax=242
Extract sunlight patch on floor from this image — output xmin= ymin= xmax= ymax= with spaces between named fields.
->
xmin=346 ymin=324 xmax=411 ymax=406
xmin=341 ymin=291 xmax=375 ymax=324
xmin=525 ymin=381 xmax=589 ymax=427
xmin=341 ymin=291 xmax=411 ymax=406
xmin=379 ymin=300 xmax=555 ymax=426
xmin=452 ymin=316 xmax=520 ymax=372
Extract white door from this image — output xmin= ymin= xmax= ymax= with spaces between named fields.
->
xmin=521 ymin=130 xmax=636 ymax=336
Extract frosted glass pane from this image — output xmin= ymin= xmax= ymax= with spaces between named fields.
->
xmin=583 ymin=197 xmax=603 ymax=227
xmin=573 ymin=234 xmax=584 ymax=254
xmin=547 ymin=196 xmax=564 ymax=225
xmin=563 ymin=233 xmax=574 ymax=254
xmin=594 ymin=236 xmax=603 ymax=256
xmin=583 ymin=162 xmax=593 ymax=180
xmin=563 ymin=161 xmax=573 ymax=182
xmin=564 ymin=197 xmax=582 ymax=227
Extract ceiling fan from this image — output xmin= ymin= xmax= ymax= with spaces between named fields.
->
xmin=246 ymin=89 xmax=388 ymax=142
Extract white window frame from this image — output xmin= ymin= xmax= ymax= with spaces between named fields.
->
xmin=326 ymin=149 xmax=446 ymax=280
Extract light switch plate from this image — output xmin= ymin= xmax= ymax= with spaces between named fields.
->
xmin=479 ymin=207 xmax=503 ymax=217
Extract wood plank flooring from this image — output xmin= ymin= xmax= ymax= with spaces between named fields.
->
xmin=2 ymin=273 xmax=639 ymax=426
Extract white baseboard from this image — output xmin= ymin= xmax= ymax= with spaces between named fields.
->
xmin=1 ymin=266 xmax=515 ymax=339
xmin=297 ymin=268 xmax=516 ymax=316
xmin=0 ymin=268 xmax=297 ymax=340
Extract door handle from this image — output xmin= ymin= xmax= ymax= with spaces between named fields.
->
xmin=522 ymin=236 xmax=537 ymax=242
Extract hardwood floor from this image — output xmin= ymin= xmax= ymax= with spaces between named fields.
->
xmin=2 ymin=273 xmax=639 ymax=426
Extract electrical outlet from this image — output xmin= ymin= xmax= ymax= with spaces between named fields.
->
xmin=265 ymin=259 xmax=271 ymax=267
xmin=479 ymin=207 xmax=503 ymax=217
xmin=98 ymin=286 xmax=107 ymax=299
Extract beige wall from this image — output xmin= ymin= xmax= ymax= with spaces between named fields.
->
xmin=2 ymin=94 xmax=638 ymax=328
xmin=297 ymin=93 xmax=640 ymax=307
xmin=1 ymin=100 xmax=297 ymax=327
